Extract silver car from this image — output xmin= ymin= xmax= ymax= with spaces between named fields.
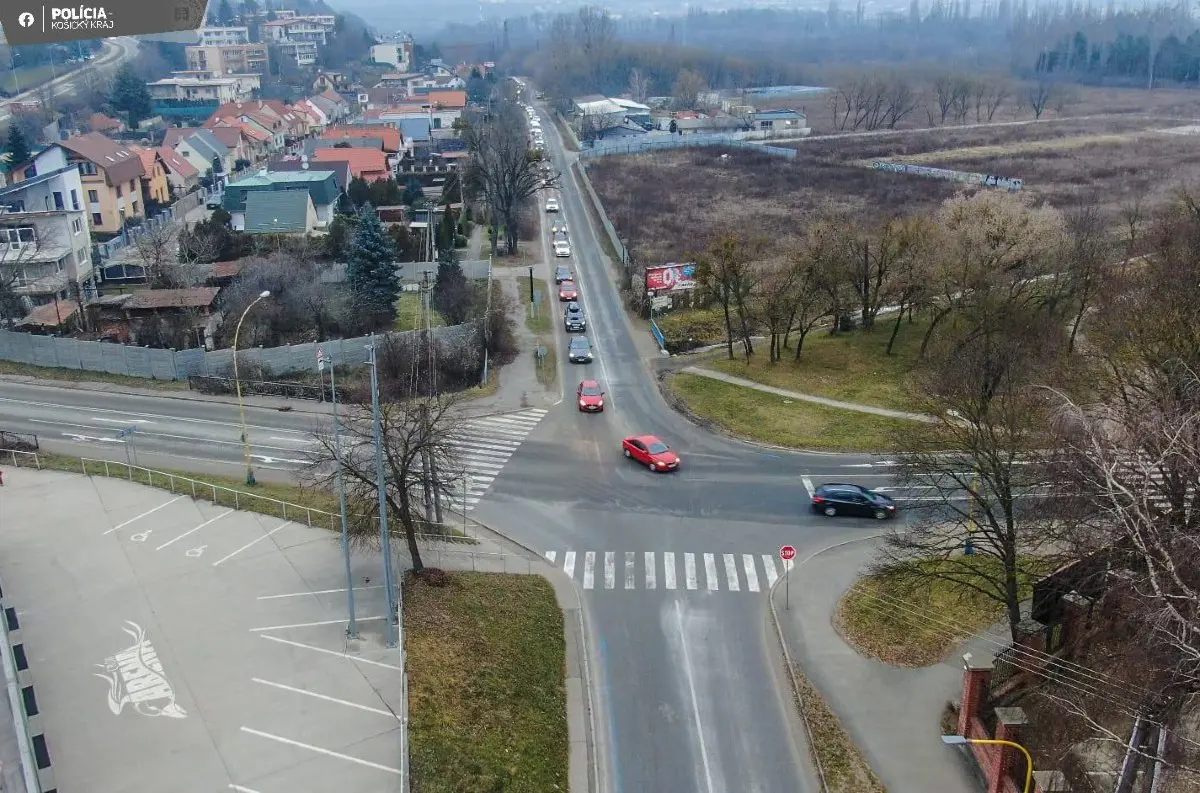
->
xmin=568 ymin=336 xmax=594 ymax=363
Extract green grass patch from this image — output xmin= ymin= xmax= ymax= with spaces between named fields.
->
xmin=835 ymin=557 xmax=1038 ymax=667
xmin=666 ymin=371 xmax=912 ymax=452
xmin=655 ymin=307 xmax=729 ymax=350
xmin=0 ymin=64 xmax=60 ymax=96
xmin=407 ymin=571 xmax=568 ymax=793
xmin=792 ymin=666 xmax=886 ymax=793
xmin=534 ymin=335 xmax=558 ymax=388
xmin=0 ymin=359 xmax=190 ymax=391
xmin=525 ymin=278 xmax=553 ymax=334
xmin=708 ymin=317 xmax=929 ymax=412
xmin=394 ymin=290 xmax=447 ymax=332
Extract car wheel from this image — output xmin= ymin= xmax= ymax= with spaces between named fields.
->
xmin=648 ymin=463 xmax=657 ymax=472
xmin=823 ymin=505 xmax=837 ymax=517
xmin=874 ymin=509 xmax=889 ymax=520
xmin=623 ymin=448 xmax=631 ymax=458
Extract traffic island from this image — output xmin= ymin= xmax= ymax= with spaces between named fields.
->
xmin=406 ymin=571 xmax=569 ymax=793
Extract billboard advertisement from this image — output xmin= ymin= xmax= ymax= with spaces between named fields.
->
xmin=645 ymin=263 xmax=697 ymax=292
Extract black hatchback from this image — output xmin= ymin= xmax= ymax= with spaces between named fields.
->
xmin=811 ymin=483 xmax=897 ymax=520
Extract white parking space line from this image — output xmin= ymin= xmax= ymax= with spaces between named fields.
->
xmin=723 ymin=554 xmax=740 ymax=591
xmin=625 ymin=552 xmax=635 ymax=590
xmin=703 ymin=553 xmax=719 ymax=591
xmin=257 ymin=585 xmax=384 ymax=600
xmin=583 ymin=551 xmax=595 ymax=589
xmin=102 ymin=495 xmax=186 ymax=535
xmin=801 ymin=476 xmax=815 ymax=498
xmin=663 ymin=552 xmax=677 ymax=590
xmin=563 ymin=551 xmax=576 ymax=579
xmin=684 ymin=553 xmax=697 ymax=590
xmin=250 ymin=616 xmax=386 ymax=633
xmin=762 ymin=555 xmax=779 ymax=587
xmin=251 ymin=678 xmax=399 ymax=719
xmin=240 ymin=727 xmax=402 ymax=775
xmin=645 ymin=551 xmax=656 ymax=589
xmin=258 ymin=635 xmax=402 ymax=670
xmin=604 ymin=551 xmax=615 ymax=589
xmin=212 ymin=521 xmax=291 ymax=567
xmin=545 ymin=551 xmax=557 ymax=563
xmin=155 ymin=509 xmax=233 ymax=550
xmin=743 ymin=554 xmax=760 ymax=593
xmin=229 ymin=785 xmax=263 ymax=793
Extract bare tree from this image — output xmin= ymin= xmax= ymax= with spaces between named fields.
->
xmin=1061 ymin=200 xmax=1111 ymax=353
xmin=1028 ymin=80 xmax=1053 ymax=120
xmin=884 ymin=214 xmax=936 ymax=355
xmin=628 ymin=67 xmax=651 ymax=104
xmin=696 ymin=231 xmax=761 ymax=360
xmin=881 ymin=74 xmax=920 ymax=129
xmin=672 ymin=69 xmax=708 ymax=110
xmin=755 ymin=258 xmax=801 ymax=363
xmin=783 ymin=244 xmax=835 ymax=362
xmin=305 ymin=392 xmax=465 ymax=572
xmin=932 ymin=72 xmax=956 ymax=124
xmin=982 ymin=78 xmax=1011 ymax=121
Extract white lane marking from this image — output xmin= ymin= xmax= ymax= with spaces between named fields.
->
xmin=212 ymin=521 xmax=291 ymax=567
xmin=604 ymin=551 xmax=615 ymax=590
xmin=229 ymin=786 xmax=263 ymax=793
xmin=269 ymin=436 xmax=316 ymax=445
xmin=645 ymin=551 xmax=656 ymax=589
xmin=582 ymin=552 xmax=595 ymax=589
xmin=63 ymin=432 xmax=121 ymax=444
xmin=250 ymin=454 xmax=310 ymax=465
xmin=257 ymin=586 xmax=384 ymax=600
xmin=251 ymin=678 xmax=399 ymax=719
xmin=30 ymin=416 xmax=308 ymax=449
xmin=723 ymin=554 xmax=740 ymax=592
xmin=250 ymin=616 xmax=385 ymax=633
xmin=743 ymin=554 xmax=761 ymax=592
xmin=703 ymin=553 xmax=719 ymax=591
xmin=624 ymin=552 xmax=635 ymax=590
xmin=240 ymin=727 xmax=402 ymax=775
xmin=92 ymin=417 xmax=153 ymax=424
xmin=563 ymin=551 xmax=576 ymax=579
xmin=663 ymin=552 xmax=677 ymax=590
xmin=545 ymin=551 xmax=557 ymax=564
xmin=801 ymin=476 xmax=815 ymax=498
xmin=155 ymin=509 xmax=233 ymax=550
xmin=258 ymin=635 xmax=402 ymax=670
xmin=674 ymin=601 xmax=716 ymax=793
xmin=684 ymin=553 xmax=697 ymax=590
xmin=102 ymin=495 xmax=185 ymax=535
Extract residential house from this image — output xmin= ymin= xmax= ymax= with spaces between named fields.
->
xmin=295 ymin=96 xmax=331 ymax=131
xmin=262 ymin=16 xmax=334 ymax=44
xmin=90 ymin=287 xmax=222 ymax=348
xmin=207 ymin=102 xmax=286 ymax=150
xmin=148 ymin=76 xmax=255 ymax=104
xmin=0 ymin=152 xmax=96 ymax=315
xmin=370 ymin=39 xmax=413 ymax=70
xmin=316 ymin=89 xmax=350 ymax=123
xmin=407 ymin=75 xmax=467 ymax=94
xmin=396 ymin=117 xmax=430 ymax=157
xmin=220 ymin=170 xmax=339 ymax=230
xmin=302 ymin=137 xmax=382 ymax=157
xmin=322 ymin=125 xmax=401 ymax=153
xmin=572 ymin=95 xmax=627 ymax=133
xmin=88 ymin=113 xmax=125 ymax=134
xmin=197 ymin=26 xmax=250 ymax=45
xmin=272 ymin=40 xmax=319 ymax=67
xmin=243 ymin=190 xmax=317 ymax=234
xmin=156 ymin=146 xmax=200 ymax=192
xmin=186 ymin=43 xmax=270 ymax=75
xmin=750 ymin=109 xmax=807 ymax=132
xmin=196 ymin=122 xmax=261 ymax=165
xmin=57 ymin=133 xmax=146 ymax=234
xmin=268 ymin=157 xmax=352 ymax=192
xmin=257 ymin=99 xmax=308 ymax=141
xmin=313 ymin=71 xmax=348 ymax=92
xmin=130 ymin=146 xmax=172 ymax=206
xmin=611 ymin=98 xmax=653 ymax=128
xmin=312 ymin=148 xmax=390 ymax=182
xmin=366 ymin=84 xmax=407 ymax=107
xmin=672 ymin=116 xmax=749 ymax=135
xmin=172 ymin=129 xmax=233 ymax=186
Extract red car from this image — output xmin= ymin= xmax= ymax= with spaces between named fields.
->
xmin=559 ymin=281 xmax=578 ymax=301
xmin=622 ymin=435 xmax=680 ymax=472
xmin=578 ymin=379 xmax=605 ymax=412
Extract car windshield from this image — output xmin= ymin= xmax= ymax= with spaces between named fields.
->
xmin=647 ymin=442 xmax=670 ymax=454
xmin=571 ymin=338 xmax=589 ymax=348
xmin=581 ymin=385 xmax=602 ymax=396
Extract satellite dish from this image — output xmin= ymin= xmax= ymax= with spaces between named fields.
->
xmin=302 ymin=162 xmax=309 ymax=169
xmin=300 ymin=155 xmax=309 ymax=163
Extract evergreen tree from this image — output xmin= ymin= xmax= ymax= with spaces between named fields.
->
xmin=437 ymin=207 xmax=456 ymax=253
xmin=402 ymin=177 xmax=424 ymax=206
xmin=346 ymin=206 xmax=399 ymax=326
xmin=347 ymin=175 xmax=371 ymax=207
xmin=433 ymin=254 xmax=472 ymax=324
xmin=4 ymin=126 xmax=31 ymax=171
xmin=111 ymin=64 xmax=153 ymax=127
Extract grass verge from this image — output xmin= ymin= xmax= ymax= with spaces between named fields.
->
xmin=835 ymin=561 xmax=1014 ymax=667
xmin=552 ymin=113 xmax=580 ymax=152
xmin=792 ymin=664 xmax=886 ymax=793
xmin=0 ymin=64 xmax=60 ymax=95
xmin=406 ymin=571 xmax=568 ymax=793
xmin=665 ymin=371 xmax=911 ymax=452
xmin=706 ymin=317 xmax=929 ymax=412
xmin=534 ymin=335 xmax=558 ymax=388
xmin=394 ymin=291 xmax=447 ymax=332
xmin=525 ymin=278 xmax=553 ymax=334
xmin=0 ymin=359 xmax=190 ymax=391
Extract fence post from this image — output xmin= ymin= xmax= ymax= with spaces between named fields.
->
xmin=120 ymin=344 xmax=130 ymax=377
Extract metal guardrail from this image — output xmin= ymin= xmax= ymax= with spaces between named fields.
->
xmin=577 ymin=135 xmax=798 ymax=160
xmin=0 ymin=432 xmax=37 ymax=453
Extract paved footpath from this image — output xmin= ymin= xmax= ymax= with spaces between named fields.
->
xmin=773 ymin=533 xmax=990 ymax=793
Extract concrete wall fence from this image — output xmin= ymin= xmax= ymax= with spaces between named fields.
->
xmin=0 ymin=323 xmax=476 ymax=382
xmin=577 ymin=134 xmax=798 ymax=160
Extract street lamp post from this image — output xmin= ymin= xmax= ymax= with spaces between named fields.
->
xmin=320 ymin=349 xmax=358 ymax=639
xmin=233 ymin=290 xmax=270 ymax=486
xmin=941 ymin=735 xmax=1033 ymax=793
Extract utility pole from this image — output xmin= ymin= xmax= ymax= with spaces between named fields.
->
xmin=320 ymin=348 xmax=358 ymax=639
xmin=419 ymin=270 xmax=442 ymax=525
xmin=481 ymin=255 xmax=493 ymax=386
xmin=366 ymin=335 xmax=398 ymax=649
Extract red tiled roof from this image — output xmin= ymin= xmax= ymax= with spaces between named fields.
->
xmin=318 ymin=88 xmax=348 ymax=106
xmin=59 ymin=133 xmax=145 ymax=186
xmin=156 ymin=146 xmax=198 ymax=178
xmin=18 ymin=301 xmax=78 ymax=328
xmin=322 ymin=125 xmax=400 ymax=152
xmin=211 ymin=261 xmax=244 ymax=279
xmin=311 ymin=148 xmax=389 ymax=179
xmin=88 ymin=112 xmax=123 ymax=132
xmin=425 ymin=90 xmax=467 ymax=109
xmin=128 ymin=145 xmax=158 ymax=175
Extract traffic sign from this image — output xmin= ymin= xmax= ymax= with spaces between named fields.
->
xmin=780 ymin=545 xmax=797 ymax=561
xmin=317 ymin=347 xmax=328 ymax=371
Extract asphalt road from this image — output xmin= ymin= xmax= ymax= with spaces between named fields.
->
xmin=469 ymin=98 xmax=911 ymax=793
xmin=0 ymin=37 xmax=140 ymax=122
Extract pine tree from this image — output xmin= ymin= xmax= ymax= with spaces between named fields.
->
xmin=110 ymin=64 xmax=152 ymax=127
xmin=4 ymin=126 xmax=31 ymax=171
xmin=346 ymin=206 xmax=399 ymax=326
xmin=402 ymin=177 xmax=424 ymax=206
xmin=437 ymin=207 xmax=456 ymax=253
xmin=433 ymin=254 xmax=472 ymax=324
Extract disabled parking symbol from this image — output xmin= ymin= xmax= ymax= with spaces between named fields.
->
xmin=130 ymin=531 xmax=153 ymax=543
xmin=185 ymin=546 xmax=207 ymax=559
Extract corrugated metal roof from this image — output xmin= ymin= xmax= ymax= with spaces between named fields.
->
xmin=244 ymin=190 xmax=312 ymax=234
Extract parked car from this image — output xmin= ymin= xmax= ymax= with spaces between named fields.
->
xmin=545 ymin=197 xmax=560 ymax=212
xmin=554 ymin=239 xmax=572 ymax=257
xmin=622 ymin=435 xmax=680 ymax=472
xmin=810 ymin=483 xmax=897 ymax=519
xmin=558 ymin=280 xmax=578 ymax=301
xmin=577 ymin=379 xmax=605 ymax=412
xmin=555 ymin=265 xmax=572 ymax=283
xmin=564 ymin=302 xmax=586 ymax=331
xmin=568 ymin=335 xmax=594 ymax=363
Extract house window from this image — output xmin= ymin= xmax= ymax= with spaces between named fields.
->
xmin=87 ymin=189 xmax=99 ymax=203
xmin=116 ymin=184 xmax=123 ymax=197
xmin=129 ymin=180 xmax=136 ymax=193
xmin=78 ymin=161 xmax=98 ymax=176
xmin=3 ymin=227 xmax=36 ymax=246
xmin=71 ymin=218 xmax=83 ymax=234
xmin=22 ymin=166 xmax=35 ymax=179
xmin=70 ymin=189 xmax=80 ymax=210
xmin=131 ymin=200 xmax=139 ymax=215
xmin=56 ymin=256 xmax=66 ymax=272
xmin=91 ymin=212 xmax=103 ymax=226
xmin=52 ymin=192 xmax=64 ymax=210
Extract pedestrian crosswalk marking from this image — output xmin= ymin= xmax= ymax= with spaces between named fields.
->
xmin=548 ymin=550 xmax=794 ymax=595
xmin=442 ymin=408 xmax=547 ymax=512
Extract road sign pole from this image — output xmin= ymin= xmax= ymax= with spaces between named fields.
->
xmin=780 ymin=545 xmax=797 ymax=610
xmin=786 ymin=567 xmax=790 ymax=610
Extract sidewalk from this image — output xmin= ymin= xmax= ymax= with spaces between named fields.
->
xmin=681 ymin=366 xmax=938 ymax=422
xmin=772 ymin=535 xmax=991 ymax=793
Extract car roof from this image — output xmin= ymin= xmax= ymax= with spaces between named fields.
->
xmin=580 ymin=379 xmax=600 ymax=388
xmin=816 ymin=483 xmax=871 ymax=493
xmin=560 ymin=280 xmax=575 ymax=286
xmin=628 ymin=434 xmax=663 ymax=444
xmin=570 ymin=335 xmax=590 ymax=343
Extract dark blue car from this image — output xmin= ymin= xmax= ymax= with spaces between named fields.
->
xmin=811 ymin=483 xmax=897 ymax=519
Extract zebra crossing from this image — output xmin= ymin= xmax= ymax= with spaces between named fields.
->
xmin=443 ymin=408 xmax=548 ymax=511
xmin=543 ymin=550 xmax=795 ymax=594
